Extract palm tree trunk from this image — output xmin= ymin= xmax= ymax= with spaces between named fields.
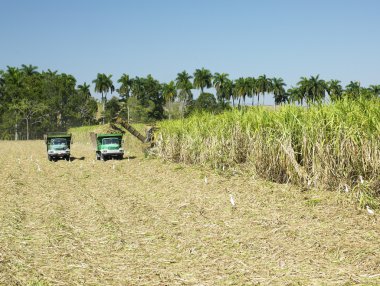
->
xmin=15 ymin=122 xmax=18 ymax=140
xmin=169 ymin=100 xmax=172 ymax=120
xmin=102 ymin=92 xmax=106 ymax=124
xmin=26 ymin=118 xmax=29 ymax=140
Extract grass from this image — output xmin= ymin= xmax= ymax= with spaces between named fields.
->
xmin=156 ymin=98 xmax=380 ymax=207
xmin=0 ymin=129 xmax=380 ymax=285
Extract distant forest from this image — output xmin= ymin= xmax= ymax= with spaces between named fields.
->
xmin=0 ymin=64 xmax=379 ymax=140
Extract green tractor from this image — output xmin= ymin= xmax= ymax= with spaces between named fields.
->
xmin=90 ymin=132 xmax=124 ymax=161
xmin=44 ymin=132 xmax=72 ymax=161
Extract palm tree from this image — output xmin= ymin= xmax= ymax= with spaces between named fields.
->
xmin=272 ymin=77 xmax=287 ymax=105
xmin=77 ymin=83 xmax=91 ymax=99
xmin=234 ymin=77 xmax=249 ymax=106
xmin=287 ymin=87 xmax=303 ymax=105
xmin=308 ymin=75 xmax=327 ymax=104
xmin=327 ymin=80 xmax=343 ymax=102
xmin=175 ymin=70 xmax=193 ymax=103
xmin=162 ymin=81 xmax=177 ymax=119
xmin=368 ymin=84 xmax=380 ymax=96
xmin=224 ymin=78 xmax=234 ymax=106
xmin=21 ymin=64 xmax=38 ymax=76
xmin=6 ymin=66 xmax=23 ymax=87
xmin=244 ymin=77 xmax=253 ymax=106
xmin=45 ymin=69 xmax=58 ymax=76
xmin=193 ymin=68 xmax=212 ymax=94
xmin=0 ymin=70 xmax=4 ymax=88
xmin=130 ymin=77 xmax=144 ymax=100
xmin=213 ymin=72 xmax=230 ymax=103
xmin=175 ymin=71 xmax=193 ymax=118
xmin=117 ymin=74 xmax=132 ymax=101
xmin=345 ymin=81 xmax=361 ymax=98
xmin=62 ymin=73 xmax=76 ymax=91
xmin=246 ymin=77 xmax=257 ymax=105
xmin=297 ymin=77 xmax=310 ymax=105
xmin=92 ymin=73 xmax=114 ymax=124
xmin=257 ymin=74 xmax=272 ymax=105
xmin=231 ymin=80 xmax=239 ymax=107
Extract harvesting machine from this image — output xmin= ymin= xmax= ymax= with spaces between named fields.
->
xmin=110 ymin=117 xmax=157 ymax=145
xmin=90 ymin=116 xmax=158 ymax=161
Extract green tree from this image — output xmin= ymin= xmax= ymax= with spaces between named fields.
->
xmin=10 ymin=98 xmax=47 ymax=140
xmin=246 ymin=77 xmax=257 ymax=106
xmin=21 ymin=64 xmax=38 ymax=76
xmin=272 ymin=77 xmax=287 ymax=105
xmin=368 ymin=84 xmax=380 ymax=97
xmin=175 ymin=71 xmax=193 ymax=117
xmin=257 ymin=74 xmax=272 ymax=105
xmin=193 ymin=68 xmax=212 ymax=93
xmin=234 ymin=77 xmax=251 ymax=106
xmin=71 ymin=83 xmax=97 ymax=125
xmin=224 ymin=79 xmax=234 ymax=106
xmin=296 ymin=77 xmax=310 ymax=105
xmin=105 ymin=96 xmax=121 ymax=122
xmin=287 ymin=87 xmax=303 ymax=105
xmin=92 ymin=73 xmax=114 ymax=124
xmin=192 ymin=92 xmax=217 ymax=112
xmin=213 ymin=72 xmax=230 ymax=104
xmin=77 ymin=82 xmax=91 ymax=99
xmin=327 ymin=80 xmax=343 ymax=102
xmin=0 ymin=65 xmax=102 ymax=139
xmin=0 ymin=70 xmax=4 ymax=101
xmin=307 ymin=75 xmax=327 ymax=103
xmin=117 ymin=73 xmax=132 ymax=101
xmin=128 ymin=75 xmax=164 ymax=121
xmin=162 ymin=81 xmax=177 ymax=119
xmin=345 ymin=81 xmax=361 ymax=99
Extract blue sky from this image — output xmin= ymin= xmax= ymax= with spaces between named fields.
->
xmin=1 ymin=0 xmax=380 ymax=102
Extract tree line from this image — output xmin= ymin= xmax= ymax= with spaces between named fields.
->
xmin=1 ymin=65 xmax=379 ymax=139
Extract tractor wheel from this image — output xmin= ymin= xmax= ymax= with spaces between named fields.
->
xmin=48 ymin=155 xmax=52 ymax=161
xmin=100 ymin=153 xmax=106 ymax=161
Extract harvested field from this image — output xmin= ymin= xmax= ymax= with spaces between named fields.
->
xmin=0 ymin=139 xmax=379 ymax=286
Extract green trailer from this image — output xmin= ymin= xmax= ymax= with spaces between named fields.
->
xmin=44 ymin=132 xmax=72 ymax=161
xmin=90 ymin=132 xmax=124 ymax=161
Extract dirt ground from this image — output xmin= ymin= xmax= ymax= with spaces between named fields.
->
xmin=0 ymin=140 xmax=379 ymax=286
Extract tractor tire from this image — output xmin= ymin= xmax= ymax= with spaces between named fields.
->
xmin=48 ymin=155 xmax=52 ymax=161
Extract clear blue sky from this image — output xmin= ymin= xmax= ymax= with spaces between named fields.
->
xmin=1 ymin=0 xmax=380 ymax=102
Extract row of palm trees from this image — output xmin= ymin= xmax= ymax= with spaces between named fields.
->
xmin=92 ymin=68 xmax=380 ymax=119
